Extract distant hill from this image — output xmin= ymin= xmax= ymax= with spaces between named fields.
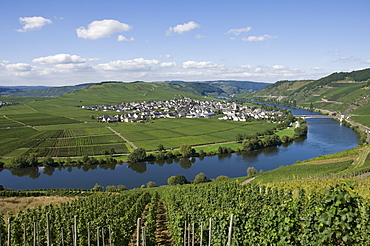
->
xmin=168 ymin=80 xmax=269 ymax=95
xmin=0 ymin=83 xmax=94 ymax=97
xmin=245 ymin=68 xmax=370 ymax=114
xmin=54 ymin=81 xmax=225 ymax=106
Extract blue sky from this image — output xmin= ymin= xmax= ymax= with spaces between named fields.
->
xmin=1 ymin=0 xmax=370 ymax=86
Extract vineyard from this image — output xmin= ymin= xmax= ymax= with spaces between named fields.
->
xmin=112 ymin=118 xmax=276 ymax=151
xmin=1 ymin=177 xmax=370 ymax=245
xmin=0 ymin=126 xmax=129 ymax=158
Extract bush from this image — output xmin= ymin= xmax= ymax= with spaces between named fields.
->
xmin=247 ymin=167 xmax=258 ymax=177
xmin=215 ymin=175 xmax=229 ymax=181
xmin=194 ymin=172 xmax=208 ymax=184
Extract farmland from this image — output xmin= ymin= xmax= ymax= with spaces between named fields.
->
xmin=111 ymin=118 xmax=276 ymax=150
xmin=0 ymin=123 xmax=130 ymax=158
xmin=0 ymin=82 xmax=284 ymax=159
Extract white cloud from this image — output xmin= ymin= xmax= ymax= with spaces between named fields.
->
xmin=166 ymin=21 xmax=200 ymax=36
xmin=195 ymin=34 xmax=206 ymax=38
xmin=225 ymin=26 xmax=252 ymax=35
xmin=117 ymin=35 xmax=134 ymax=41
xmin=76 ymin=19 xmax=132 ymax=40
xmin=338 ymin=56 xmax=361 ymax=62
xmin=6 ymin=63 xmax=34 ymax=72
xmin=312 ymin=67 xmax=322 ymax=70
xmin=165 ymin=54 xmax=172 ymax=58
xmin=363 ymin=60 xmax=370 ymax=64
xmin=183 ymin=61 xmax=217 ymax=69
xmin=17 ymin=16 xmax=52 ymax=32
xmin=96 ymin=58 xmax=159 ymax=71
xmin=33 ymin=54 xmax=98 ymax=64
xmin=160 ymin=62 xmax=176 ymax=68
xmin=242 ymin=35 xmax=276 ymax=42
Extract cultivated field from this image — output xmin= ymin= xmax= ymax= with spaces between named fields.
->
xmin=112 ymin=118 xmax=276 ymax=150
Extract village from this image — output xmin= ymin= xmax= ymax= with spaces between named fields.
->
xmin=82 ymin=98 xmax=285 ymax=123
xmin=0 ymin=101 xmax=14 ymax=108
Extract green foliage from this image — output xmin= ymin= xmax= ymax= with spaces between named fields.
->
xmin=193 ymin=172 xmax=208 ymax=184
xmin=146 ymin=181 xmax=156 ymax=188
xmin=42 ymin=155 xmax=56 ymax=167
xmin=157 ymin=144 xmax=165 ymax=151
xmin=10 ymin=153 xmax=39 ymax=168
xmin=215 ymin=175 xmax=229 ymax=181
xmin=247 ymin=166 xmax=258 ymax=176
xmin=167 ymin=175 xmax=189 ymax=185
xmin=91 ymin=183 xmax=103 ymax=192
xmin=127 ymin=148 xmax=147 ymax=163
xmin=179 ymin=145 xmax=194 ymax=158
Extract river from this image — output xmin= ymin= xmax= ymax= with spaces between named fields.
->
xmin=0 ymin=106 xmax=359 ymax=190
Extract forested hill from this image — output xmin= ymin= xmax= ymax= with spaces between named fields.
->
xmin=246 ymin=68 xmax=370 ymax=114
xmin=169 ymin=80 xmax=270 ymax=95
xmin=0 ymin=83 xmax=94 ymax=97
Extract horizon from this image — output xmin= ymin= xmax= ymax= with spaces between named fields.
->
xmin=1 ymin=0 xmax=370 ymax=86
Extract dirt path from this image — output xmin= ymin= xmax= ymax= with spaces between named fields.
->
xmin=155 ymin=202 xmax=173 ymax=245
xmin=241 ymin=177 xmax=256 ymax=184
xmin=106 ymin=126 xmax=138 ymax=150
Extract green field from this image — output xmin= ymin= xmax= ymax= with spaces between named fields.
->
xmin=0 ymin=125 xmax=129 ymax=158
xmin=0 ymin=82 xmax=283 ymax=158
xmin=111 ymin=118 xmax=276 ymax=150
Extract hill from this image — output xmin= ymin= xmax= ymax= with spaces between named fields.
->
xmin=246 ymin=68 xmax=370 ymax=113
xmin=169 ymin=80 xmax=269 ymax=95
xmin=0 ymin=83 xmax=94 ymax=97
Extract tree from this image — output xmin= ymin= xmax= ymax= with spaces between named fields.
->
xmin=105 ymin=185 xmax=117 ymax=192
xmin=194 ymin=172 xmax=208 ymax=184
xmin=43 ymin=155 xmax=55 ymax=167
xmin=101 ymin=149 xmax=110 ymax=155
xmin=117 ymin=185 xmax=127 ymax=191
xmin=167 ymin=176 xmax=177 ymax=186
xmin=147 ymin=181 xmax=156 ymax=188
xmin=175 ymin=175 xmax=188 ymax=185
xmin=247 ymin=167 xmax=258 ymax=177
xmin=167 ymin=175 xmax=188 ymax=185
xmin=157 ymin=144 xmax=165 ymax=152
xmin=216 ymin=175 xmax=229 ymax=181
xmin=128 ymin=148 xmax=147 ymax=162
xmin=179 ymin=145 xmax=194 ymax=158
xmin=294 ymin=124 xmax=308 ymax=137
xmin=91 ymin=183 xmax=103 ymax=192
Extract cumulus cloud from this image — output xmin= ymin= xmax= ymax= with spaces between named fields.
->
xmin=76 ymin=19 xmax=132 ymax=40
xmin=166 ymin=21 xmax=200 ymax=36
xmin=160 ymin=62 xmax=176 ymax=68
xmin=17 ymin=16 xmax=52 ymax=32
xmin=225 ymin=26 xmax=252 ymax=35
xmin=183 ymin=61 xmax=217 ymax=69
xmin=242 ymin=35 xmax=276 ymax=42
xmin=5 ymin=63 xmax=34 ymax=72
xmin=96 ymin=58 xmax=159 ymax=71
xmin=117 ymin=35 xmax=134 ymax=41
xmin=33 ymin=54 xmax=98 ymax=64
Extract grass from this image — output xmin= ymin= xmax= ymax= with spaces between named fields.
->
xmin=0 ymin=196 xmax=77 ymax=219
xmin=350 ymin=116 xmax=370 ymax=128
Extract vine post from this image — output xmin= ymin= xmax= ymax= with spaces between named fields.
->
xmin=227 ymin=214 xmax=234 ymax=246
xmin=136 ymin=218 xmax=141 ymax=246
